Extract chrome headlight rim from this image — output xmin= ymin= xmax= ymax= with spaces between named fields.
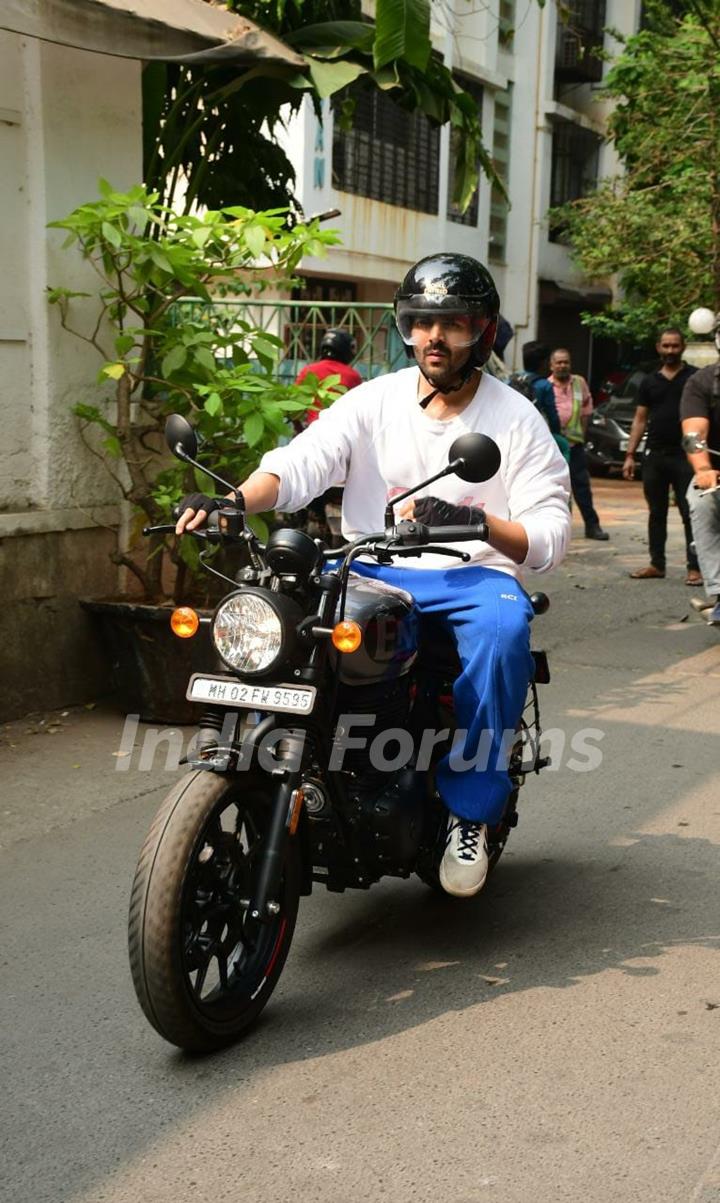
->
xmin=211 ymin=587 xmax=298 ymax=678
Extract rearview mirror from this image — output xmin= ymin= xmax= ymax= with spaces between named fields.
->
xmin=448 ymin=433 xmax=501 ymax=483
xmin=165 ymin=414 xmax=198 ymax=460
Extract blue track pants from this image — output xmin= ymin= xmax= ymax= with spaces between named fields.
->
xmin=350 ymin=563 xmax=535 ymax=824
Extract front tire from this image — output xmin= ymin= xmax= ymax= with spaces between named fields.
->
xmin=128 ymin=771 xmax=300 ymax=1052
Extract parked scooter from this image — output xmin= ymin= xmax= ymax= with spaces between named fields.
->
xmin=128 ymin=415 xmax=552 ymax=1052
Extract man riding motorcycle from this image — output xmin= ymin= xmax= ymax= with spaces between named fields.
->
xmin=177 ymin=254 xmax=571 ymax=898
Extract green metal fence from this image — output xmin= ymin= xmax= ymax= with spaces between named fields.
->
xmin=175 ymin=299 xmax=407 ymax=380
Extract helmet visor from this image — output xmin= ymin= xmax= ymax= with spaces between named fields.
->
xmin=395 ymin=296 xmax=492 ymax=348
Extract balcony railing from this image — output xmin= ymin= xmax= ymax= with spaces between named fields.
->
xmin=173 ymin=299 xmax=407 ymax=380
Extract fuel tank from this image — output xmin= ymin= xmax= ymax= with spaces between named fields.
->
xmin=331 ymin=573 xmax=418 ymax=685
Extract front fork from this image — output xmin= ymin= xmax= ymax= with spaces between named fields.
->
xmin=244 ymin=729 xmax=306 ymax=925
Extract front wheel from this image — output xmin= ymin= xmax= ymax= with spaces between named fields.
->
xmin=128 ymin=771 xmax=300 ymax=1052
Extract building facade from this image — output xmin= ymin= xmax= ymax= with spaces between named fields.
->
xmin=280 ymin=0 xmax=642 ymax=380
xmin=0 ymin=30 xmax=142 ymax=719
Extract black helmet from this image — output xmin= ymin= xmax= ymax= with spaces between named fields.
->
xmin=394 ymin=253 xmax=500 ymax=367
xmin=319 ymin=328 xmax=356 ymax=364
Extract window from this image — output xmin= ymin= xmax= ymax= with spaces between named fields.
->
xmin=489 ymin=88 xmax=512 ymax=263
xmin=555 ymin=0 xmax=606 ymax=85
xmin=447 ymin=75 xmax=483 ymax=227
xmin=498 ymin=0 xmax=516 ymax=47
xmin=332 ymin=85 xmax=439 ymax=214
xmin=550 ymin=120 xmax=601 ymax=209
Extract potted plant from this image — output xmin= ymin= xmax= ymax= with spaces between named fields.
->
xmin=49 ymin=181 xmax=339 ymax=718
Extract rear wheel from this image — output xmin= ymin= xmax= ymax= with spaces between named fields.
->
xmin=128 ymin=771 xmax=300 ymax=1052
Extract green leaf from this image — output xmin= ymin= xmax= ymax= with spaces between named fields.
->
xmin=246 ymin=513 xmax=269 ymax=542
xmin=305 ymin=56 xmax=367 ymax=99
xmin=101 ymin=362 xmax=126 ymax=380
xmin=203 ymin=393 xmax=223 ymax=417
xmin=115 ymin=333 xmax=135 ymax=356
xmin=244 ymin=224 xmax=266 ymax=259
xmin=101 ymin=221 xmax=122 ymax=249
xmin=243 ymin=413 xmax=264 ymax=447
xmin=194 ymin=346 xmax=217 ymax=374
xmin=373 ymin=0 xmax=431 ymax=71
xmin=252 ymin=336 xmax=278 ymax=363
xmin=161 ymin=345 xmax=187 ymax=375
xmin=150 ymin=245 xmax=173 ymax=274
xmin=73 ymin=402 xmax=105 ymax=425
xmin=193 ymin=466 xmax=216 ymax=493
xmin=372 ymin=64 xmax=401 ymax=91
xmin=287 ymin=22 xmax=375 ymax=54
xmin=191 ymin=227 xmax=212 ymax=250
xmin=103 ymin=435 xmax=122 ymax=458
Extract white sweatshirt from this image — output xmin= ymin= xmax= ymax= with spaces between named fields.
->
xmin=260 ymin=366 xmax=571 ymax=579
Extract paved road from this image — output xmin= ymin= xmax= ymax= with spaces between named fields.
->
xmin=2 ymin=479 xmax=719 ymax=1203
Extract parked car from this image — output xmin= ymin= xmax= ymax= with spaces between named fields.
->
xmin=585 ymin=365 xmax=657 ymax=476
xmin=585 ymin=392 xmax=647 ymax=476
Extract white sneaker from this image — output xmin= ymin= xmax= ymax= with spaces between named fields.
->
xmin=439 ymin=814 xmax=489 ymax=897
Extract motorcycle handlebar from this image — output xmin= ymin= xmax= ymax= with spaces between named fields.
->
xmin=389 ymin=520 xmax=488 ymax=546
xmin=422 ymin=523 xmax=488 ymax=544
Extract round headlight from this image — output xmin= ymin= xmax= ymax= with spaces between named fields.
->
xmin=213 ymin=592 xmax=284 ymax=674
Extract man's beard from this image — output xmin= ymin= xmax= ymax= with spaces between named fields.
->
xmin=553 ymin=369 xmax=571 ymax=380
xmin=419 ymin=344 xmax=468 ymax=390
xmin=662 ymin=353 xmax=682 ymax=365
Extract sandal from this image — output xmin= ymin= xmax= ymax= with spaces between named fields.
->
xmin=629 ymin=566 xmax=665 ymax=579
xmin=685 ymin=571 xmax=704 ymax=586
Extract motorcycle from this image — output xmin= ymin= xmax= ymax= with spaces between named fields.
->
xmin=128 ymin=415 xmax=552 ymax=1051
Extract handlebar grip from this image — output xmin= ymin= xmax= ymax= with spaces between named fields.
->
xmin=424 ymin=524 xmax=488 ymax=542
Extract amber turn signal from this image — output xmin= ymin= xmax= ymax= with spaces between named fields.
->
xmin=331 ymin=620 xmax=362 ymax=653
xmin=171 ymin=606 xmax=200 ymax=638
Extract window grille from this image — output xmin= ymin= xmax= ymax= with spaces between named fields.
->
xmin=550 ymin=119 xmax=601 ymax=210
xmin=555 ymin=0 xmax=606 ymax=84
xmin=332 ymin=85 xmax=439 ymax=214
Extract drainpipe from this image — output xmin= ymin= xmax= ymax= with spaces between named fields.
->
xmin=518 ymin=3 xmax=546 ymax=342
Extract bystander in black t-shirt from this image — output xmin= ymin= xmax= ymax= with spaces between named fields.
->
xmin=679 ymin=362 xmax=720 ymax=449
xmin=636 ymin=363 xmax=697 ymax=451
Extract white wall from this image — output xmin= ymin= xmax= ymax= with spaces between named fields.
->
xmin=0 ymin=33 xmax=141 ymax=525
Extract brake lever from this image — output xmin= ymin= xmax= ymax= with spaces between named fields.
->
xmin=391 ymin=545 xmax=472 ymax=561
xmin=142 ymin=523 xmax=208 ymax=540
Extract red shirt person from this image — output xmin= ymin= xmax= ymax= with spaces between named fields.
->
xmin=295 ymin=328 xmax=362 ymax=423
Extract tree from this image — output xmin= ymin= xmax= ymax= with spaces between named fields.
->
xmin=49 ymin=184 xmax=339 ymax=601
xmin=144 ymin=0 xmax=509 ymax=217
xmin=551 ymin=2 xmax=720 ymax=342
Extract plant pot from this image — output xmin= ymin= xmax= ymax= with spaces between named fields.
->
xmin=82 ymin=599 xmax=218 ymax=723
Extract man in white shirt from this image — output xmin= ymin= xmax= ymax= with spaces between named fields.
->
xmin=177 ymin=254 xmax=571 ymax=897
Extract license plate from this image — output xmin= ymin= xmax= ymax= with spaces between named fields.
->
xmin=187 ymin=674 xmax=316 ymax=714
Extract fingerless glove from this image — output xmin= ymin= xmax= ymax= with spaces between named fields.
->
xmin=412 ymin=495 xmax=486 ymax=527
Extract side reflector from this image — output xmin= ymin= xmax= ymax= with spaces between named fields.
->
xmin=288 ymin=788 xmax=304 ymax=835
xmin=331 ymin=620 xmax=362 ymax=653
xmin=171 ymin=606 xmax=199 ymax=638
